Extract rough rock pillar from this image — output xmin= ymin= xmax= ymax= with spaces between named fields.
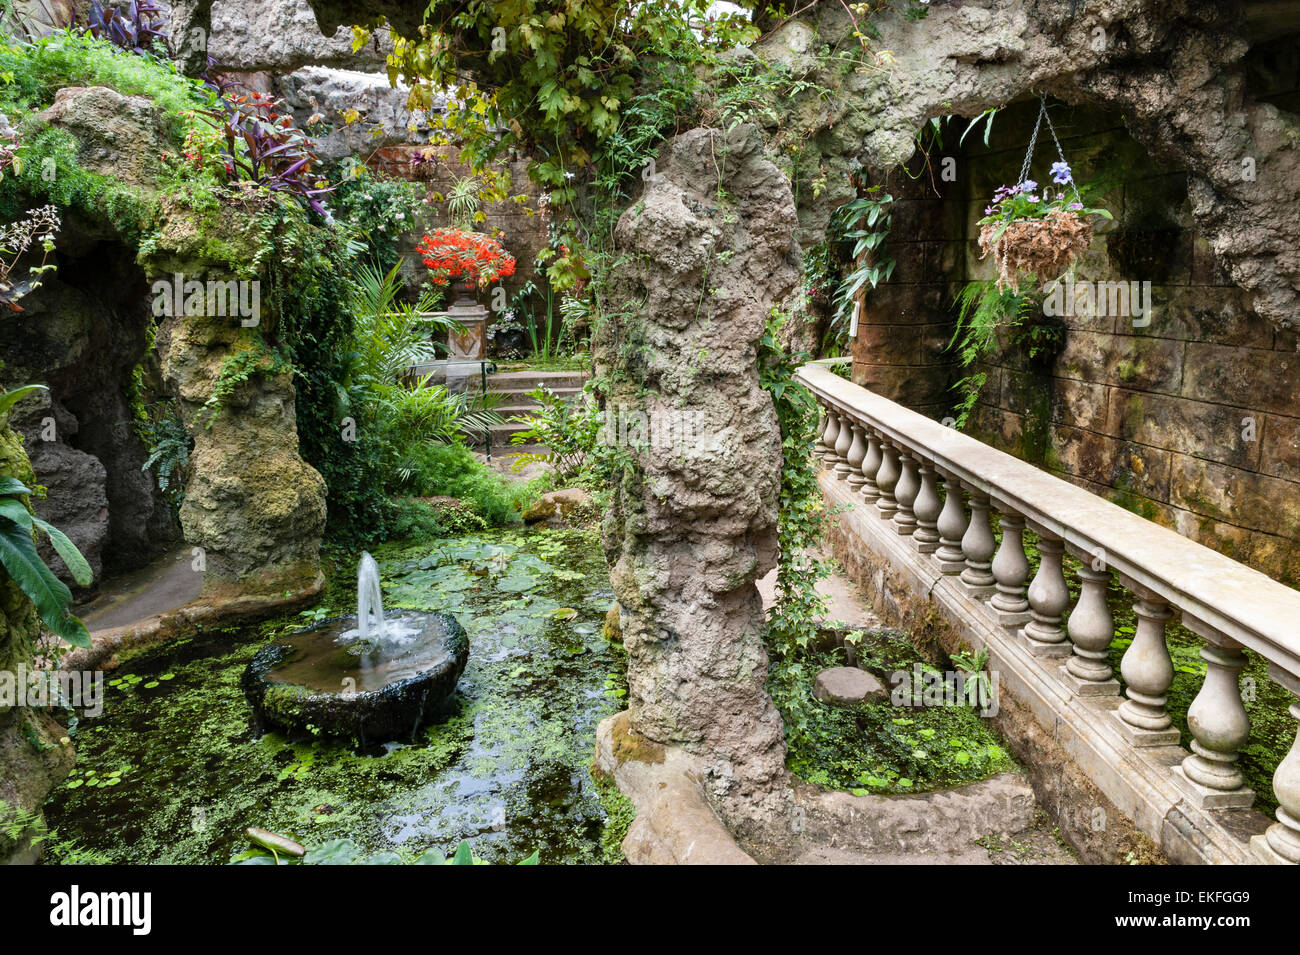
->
xmin=596 ymin=124 xmax=801 ymax=828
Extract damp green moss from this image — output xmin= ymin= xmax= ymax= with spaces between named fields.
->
xmin=591 ymin=770 xmax=635 ymax=864
xmin=773 ymin=633 xmax=1019 ymax=795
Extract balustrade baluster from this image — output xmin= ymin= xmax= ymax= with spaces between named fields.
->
xmin=892 ymin=451 xmax=919 ymax=536
xmin=859 ymin=429 xmax=882 ymax=503
xmin=845 ymin=423 xmax=868 ymax=492
xmin=959 ymin=489 xmax=996 ymax=597
xmin=1062 ymin=563 xmax=1119 ymax=695
xmin=819 ymin=408 xmax=840 ymax=464
xmin=934 ymin=470 xmax=967 ymax=574
xmin=832 ymin=411 xmax=854 ymax=478
xmin=1174 ymin=635 xmax=1254 ymax=807
xmin=1114 ymin=594 xmax=1180 ymax=745
xmin=989 ymin=508 xmax=1031 ymax=626
xmin=1021 ymin=535 xmax=1070 ymax=657
xmin=1253 ymin=673 xmax=1300 ymax=864
xmin=912 ymin=461 xmax=941 ymax=553
xmin=875 ymin=440 xmax=900 ymax=519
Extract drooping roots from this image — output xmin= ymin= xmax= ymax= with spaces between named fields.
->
xmin=978 ymin=209 xmax=1093 ymax=292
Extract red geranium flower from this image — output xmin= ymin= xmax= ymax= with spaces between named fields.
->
xmin=416 ymin=228 xmax=517 ymax=288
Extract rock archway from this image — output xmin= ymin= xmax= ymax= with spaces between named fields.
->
xmin=4 ymin=225 xmax=179 ymax=590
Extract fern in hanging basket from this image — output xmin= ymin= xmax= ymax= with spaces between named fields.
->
xmin=977 ymin=163 xmax=1111 ymax=292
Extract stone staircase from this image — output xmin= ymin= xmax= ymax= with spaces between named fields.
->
xmin=477 ymin=369 xmax=588 ymax=457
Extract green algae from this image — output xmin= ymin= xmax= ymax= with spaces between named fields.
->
xmin=42 ymin=527 xmax=626 ymax=864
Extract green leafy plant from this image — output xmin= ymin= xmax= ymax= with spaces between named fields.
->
xmin=329 ymin=161 xmax=426 ymax=272
xmin=509 ymin=384 xmax=604 ymax=483
xmin=758 ymin=311 xmax=829 ymax=666
xmin=0 ymin=385 xmax=93 ymax=647
xmin=952 ymin=647 xmax=992 ymax=708
xmin=138 ymin=404 xmax=191 ymax=508
xmin=948 ymin=280 xmax=1035 ymax=427
xmin=348 ymin=260 xmax=449 ymax=382
xmin=828 ymin=187 xmax=895 ymax=347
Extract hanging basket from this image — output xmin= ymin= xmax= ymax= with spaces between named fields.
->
xmin=979 ymin=208 xmax=1093 ymax=293
xmin=976 ymin=94 xmax=1110 ymax=293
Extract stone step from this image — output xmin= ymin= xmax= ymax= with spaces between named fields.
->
xmin=487 ymin=386 xmax=583 ymax=406
xmin=490 ymin=420 xmax=537 ymax=440
xmin=492 ymin=444 xmax=548 ymax=459
xmin=484 ymin=370 xmax=587 ymax=391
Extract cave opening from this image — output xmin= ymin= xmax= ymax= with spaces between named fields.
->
xmin=1 ymin=223 xmax=185 ymax=597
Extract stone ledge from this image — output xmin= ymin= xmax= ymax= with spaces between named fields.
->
xmin=593 ymin=712 xmax=757 ymax=865
xmin=61 ymin=574 xmax=325 ymax=673
xmin=819 ymin=470 xmax=1272 ymax=864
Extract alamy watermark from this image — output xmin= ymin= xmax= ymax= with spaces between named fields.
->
xmin=599 ymin=405 xmax=718 ymax=453
xmin=151 ymin=273 xmax=261 ymax=327
xmin=0 ymin=664 xmax=103 ymax=717
xmin=1042 ymin=274 xmax=1153 ymax=327
xmin=889 ymin=663 xmax=1000 ymax=717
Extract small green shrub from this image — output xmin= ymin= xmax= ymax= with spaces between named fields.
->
xmin=509 ymin=384 xmax=606 ymax=484
xmin=399 ymin=443 xmax=529 ymax=527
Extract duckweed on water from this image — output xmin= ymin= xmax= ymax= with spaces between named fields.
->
xmin=43 ymin=528 xmax=628 ymax=864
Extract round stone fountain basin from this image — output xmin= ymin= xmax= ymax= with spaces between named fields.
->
xmin=242 ymin=611 xmax=469 ymax=743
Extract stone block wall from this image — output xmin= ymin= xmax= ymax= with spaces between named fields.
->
xmin=851 ymin=50 xmax=1300 ymax=587
xmin=849 ymin=154 xmax=965 ymax=419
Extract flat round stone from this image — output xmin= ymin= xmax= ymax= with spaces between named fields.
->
xmin=813 ymin=666 xmax=887 ymax=705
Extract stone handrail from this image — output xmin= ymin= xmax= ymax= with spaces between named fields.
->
xmin=795 ymin=358 xmax=1300 ymax=865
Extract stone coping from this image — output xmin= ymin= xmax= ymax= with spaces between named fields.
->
xmin=796 ymin=361 xmax=1300 ymax=683
xmin=60 ymin=575 xmax=325 ymax=672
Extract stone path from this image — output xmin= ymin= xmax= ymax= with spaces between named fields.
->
xmin=78 ymin=546 xmax=202 ymax=635
xmin=790 ymin=823 xmax=1074 ymax=865
xmin=755 ymin=547 xmax=882 ymax=631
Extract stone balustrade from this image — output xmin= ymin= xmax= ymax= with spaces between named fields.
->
xmin=802 ymin=360 xmax=1300 ymax=864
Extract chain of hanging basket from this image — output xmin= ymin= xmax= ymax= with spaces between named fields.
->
xmin=1018 ymin=92 xmax=1083 ymax=206
xmin=977 ymin=92 xmax=1095 ymax=292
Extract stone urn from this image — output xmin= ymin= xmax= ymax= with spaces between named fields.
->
xmin=445 ymin=275 xmax=489 ymax=361
xmin=449 ymin=274 xmax=479 ymax=309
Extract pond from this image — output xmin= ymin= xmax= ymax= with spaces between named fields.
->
xmin=43 ymin=527 xmax=627 ymax=864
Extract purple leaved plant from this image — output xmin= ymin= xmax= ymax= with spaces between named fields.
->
xmin=201 ymin=63 xmax=334 ymax=218
xmin=83 ymin=0 xmax=169 ymax=56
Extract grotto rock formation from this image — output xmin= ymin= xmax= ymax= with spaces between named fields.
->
xmin=596 ymin=124 xmax=801 ymax=830
xmin=747 ymin=0 xmax=1300 ymax=332
xmin=206 ymin=0 xmax=391 ymax=73
xmin=273 ymin=66 xmax=436 ymax=161
xmin=2 ymin=84 xmax=327 ymax=608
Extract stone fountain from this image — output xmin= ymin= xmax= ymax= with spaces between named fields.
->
xmin=243 ymin=554 xmax=468 ymax=743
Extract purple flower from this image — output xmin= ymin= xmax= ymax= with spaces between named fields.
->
xmin=1068 ymin=201 xmax=1083 ymax=211
xmin=1051 ymin=161 xmax=1073 ymax=185
xmin=1018 ymin=179 xmax=1038 ymax=192
xmin=984 ymin=205 xmax=995 ymax=215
